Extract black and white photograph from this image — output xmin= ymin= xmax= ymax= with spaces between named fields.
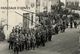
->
xmin=0 ymin=0 xmax=80 ymax=54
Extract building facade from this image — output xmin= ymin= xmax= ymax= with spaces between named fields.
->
xmin=0 ymin=0 xmax=58 ymax=39
xmin=36 ymin=0 xmax=52 ymax=13
xmin=65 ymin=0 xmax=79 ymax=9
xmin=0 ymin=0 xmax=36 ymax=39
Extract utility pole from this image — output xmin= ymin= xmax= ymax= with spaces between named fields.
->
xmin=7 ymin=0 xmax=8 ymax=30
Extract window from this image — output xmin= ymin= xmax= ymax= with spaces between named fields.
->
xmin=23 ymin=13 xmax=29 ymax=29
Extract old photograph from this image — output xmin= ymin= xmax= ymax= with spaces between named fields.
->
xmin=0 ymin=0 xmax=80 ymax=54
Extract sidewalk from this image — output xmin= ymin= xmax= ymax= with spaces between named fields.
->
xmin=0 ymin=41 xmax=9 ymax=53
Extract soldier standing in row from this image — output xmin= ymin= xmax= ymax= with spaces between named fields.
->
xmin=65 ymin=20 xmax=69 ymax=28
xmin=14 ymin=37 xmax=19 ymax=54
xmin=60 ymin=24 xmax=63 ymax=33
xmin=70 ymin=17 xmax=74 ymax=28
xmin=22 ymin=35 xmax=25 ymax=51
xmin=8 ymin=33 xmax=14 ymax=50
xmin=12 ymin=27 xmax=15 ymax=33
xmin=25 ymin=34 xmax=28 ymax=50
xmin=27 ymin=34 xmax=31 ymax=50
xmin=70 ymin=22 xmax=73 ymax=28
xmin=31 ymin=34 xmax=36 ymax=50
xmin=30 ymin=33 xmax=33 ymax=49
xmin=48 ymin=28 xmax=52 ymax=41
xmin=62 ymin=21 xmax=66 ymax=32
xmin=46 ymin=29 xmax=49 ymax=42
xmin=41 ymin=30 xmax=46 ymax=46
xmin=19 ymin=34 xmax=23 ymax=52
xmin=36 ymin=30 xmax=41 ymax=47
xmin=55 ymin=25 xmax=59 ymax=34
xmin=74 ymin=21 xmax=77 ymax=28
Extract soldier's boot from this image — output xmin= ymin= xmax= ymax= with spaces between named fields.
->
xmin=14 ymin=49 xmax=16 ymax=54
xmin=61 ymin=29 xmax=63 ymax=33
xmin=22 ymin=44 xmax=24 ymax=51
xmin=17 ymin=50 xmax=19 ymax=54
xmin=64 ymin=29 xmax=65 ymax=32
xmin=14 ymin=52 xmax=15 ymax=54
xmin=27 ymin=45 xmax=28 ymax=50
xmin=38 ymin=42 xmax=40 ymax=46
xmin=57 ymin=31 xmax=59 ymax=34
xmin=28 ymin=46 xmax=30 ymax=50
xmin=19 ymin=45 xmax=20 ymax=52
xmin=48 ymin=36 xmax=50 ymax=41
xmin=62 ymin=30 xmax=63 ymax=33
xmin=43 ymin=43 xmax=45 ymax=46
xmin=30 ymin=43 xmax=32 ymax=50
xmin=46 ymin=37 xmax=48 ymax=42
xmin=42 ymin=42 xmax=45 ymax=47
xmin=63 ymin=29 xmax=65 ymax=32
xmin=32 ymin=43 xmax=35 ymax=50
xmin=37 ymin=44 xmax=39 ymax=48
xmin=49 ymin=36 xmax=51 ymax=41
xmin=9 ymin=45 xmax=11 ymax=50
xmin=62 ymin=29 xmax=64 ymax=33
xmin=19 ymin=45 xmax=20 ymax=51
xmin=70 ymin=25 xmax=73 ymax=28
xmin=17 ymin=52 xmax=19 ymax=54
xmin=36 ymin=42 xmax=39 ymax=48
xmin=33 ymin=46 xmax=35 ymax=50
xmin=20 ymin=45 xmax=22 ymax=52
xmin=11 ymin=45 xmax=13 ymax=49
xmin=74 ymin=26 xmax=75 ymax=28
xmin=27 ymin=44 xmax=30 ymax=50
xmin=75 ymin=25 xmax=77 ymax=28
xmin=25 ymin=44 xmax=28 ymax=50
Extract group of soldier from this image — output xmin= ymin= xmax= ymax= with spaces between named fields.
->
xmin=7 ymin=15 xmax=79 ymax=54
xmin=8 ymin=26 xmax=52 ymax=54
xmin=54 ymin=16 xmax=79 ymax=35
xmin=54 ymin=19 xmax=69 ymax=34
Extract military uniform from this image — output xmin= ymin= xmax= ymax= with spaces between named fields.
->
xmin=9 ymin=33 xmax=14 ymax=50
xmin=30 ymin=33 xmax=33 ymax=49
xmin=14 ymin=38 xmax=19 ymax=54
xmin=36 ymin=32 xmax=41 ymax=48
xmin=74 ymin=21 xmax=77 ymax=28
xmin=31 ymin=35 xmax=36 ymax=50
xmin=12 ymin=27 xmax=15 ymax=33
xmin=63 ymin=21 xmax=66 ymax=32
xmin=19 ymin=35 xmax=23 ymax=52
xmin=55 ymin=25 xmax=59 ymax=34
xmin=25 ymin=34 xmax=28 ymax=50
xmin=48 ymin=29 xmax=52 ymax=41
xmin=70 ymin=17 xmax=74 ymax=28
xmin=27 ymin=34 xmax=31 ymax=50
xmin=46 ymin=29 xmax=49 ymax=42
xmin=60 ymin=24 xmax=63 ymax=33
xmin=41 ymin=30 xmax=46 ymax=46
xmin=66 ymin=20 xmax=69 ymax=28
xmin=22 ymin=35 xmax=25 ymax=51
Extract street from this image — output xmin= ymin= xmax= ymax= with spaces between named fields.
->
xmin=0 ymin=28 xmax=79 ymax=54
xmin=0 ymin=0 xmax=80 ymax=54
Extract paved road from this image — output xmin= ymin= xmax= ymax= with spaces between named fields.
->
xmin=0 ymin=28 xmax=79 ymax=54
